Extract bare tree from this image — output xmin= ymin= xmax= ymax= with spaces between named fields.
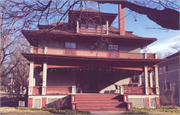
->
xmin=97 ymin=0 xmax=180 ymax=30
xmin=170 ymin=39 xmax=180 ymax=51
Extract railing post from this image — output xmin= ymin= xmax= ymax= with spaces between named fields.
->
xmin=76 ymin=20 xmax=79 ymax=33
xmin=30 ymin=46 xmax=34 ymax=53
xmin=120 ymin=85 xmax=124 ymax=95
xmin=72 ymin=85 xmax=76 ymax=94
xmin=154 ymin=53 xmax=157 ymax=59
xmin=144 ymin=53 xmax=147 ymax=59
xmin=106 ymin=20 xmax=109 ymax=35
xmin=44 ymin=46 xmax=47 ymax=54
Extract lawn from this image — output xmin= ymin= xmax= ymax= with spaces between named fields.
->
xmin=124 ymin=106 xmax=180 ymax=115
xmin=0 ymin=107 xmax=52 ymax=115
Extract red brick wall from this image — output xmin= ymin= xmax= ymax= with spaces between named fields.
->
xmin=156 ymin=97 xmax=160 ymax=108
xmin=118 ymin=4 xmax=125 ymax=36
xmin=42 ymin=98 xmax=46 ymax=108
xmin=28 ymin=98 xmax=33 ymax=108
xmin=145 ymin=97 xmax=150 ymax=108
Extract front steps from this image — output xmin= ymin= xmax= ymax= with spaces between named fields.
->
xmin=71 ymin=94 xmax=127 ymax=111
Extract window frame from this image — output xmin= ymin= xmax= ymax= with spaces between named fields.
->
xmin=65 ymin=42 xmax=77 ymax=49
xmin=108 ymin=44 xmax=119 ymax=52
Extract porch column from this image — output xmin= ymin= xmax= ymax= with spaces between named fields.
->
xmin=149 ymin=70 xmax=153 ymax=87
xmin=154 ymin=66 xmax=159 ymax=95
xmin=42 ymin=62 xmax=47 ymax=95
xmin=28 ymin=62 xmax=34 ymax=95
xmin=144 ymin=66 xmax=149 ymax=95
xmin=138 ymin=74 xmax=142 ymax=86
xmin=106 ymin=20 xmax=109 ymax=34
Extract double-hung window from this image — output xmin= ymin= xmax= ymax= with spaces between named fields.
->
xmin=108 ymin=45 xmax=119 ymax=52
xmin=65 ymin=42 xmax=76 ymax=55
xmin=65 ymin=42 xmax=76 ymax=49
xmin=108 ymin=45 xmax=119 ymax=58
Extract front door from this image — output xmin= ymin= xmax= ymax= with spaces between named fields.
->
xmin=87 ymin=71 xmax=98 ymax=93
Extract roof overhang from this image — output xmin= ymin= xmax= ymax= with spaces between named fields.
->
xmin=22 ymin=53 xmax=165 ymax=68
xmin=21 ymin=30 xmax=156 ymax=48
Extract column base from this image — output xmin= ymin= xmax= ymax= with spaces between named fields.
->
xmin=28 ymin=86 xmax=33 ymax=95
xmin=42 ymin=86 xmax=46 ymax=95
xmin=156 ymin=87 xmax=159 ymax=95
xmin=145 ymin=87 xmax=149 ymax=95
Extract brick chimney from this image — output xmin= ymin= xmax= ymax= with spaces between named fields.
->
xmin=118 ymin=4 xmax=125 ymax=36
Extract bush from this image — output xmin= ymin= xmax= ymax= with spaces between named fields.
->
xmin=16 ymin=107 xmax=92 ymax=114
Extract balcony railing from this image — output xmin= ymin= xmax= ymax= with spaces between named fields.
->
xmin=31 ymin=47 xmax=156 ymax=59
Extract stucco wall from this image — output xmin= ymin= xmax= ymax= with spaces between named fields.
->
xmin=38 ymin=39 xmax=141 ymax=53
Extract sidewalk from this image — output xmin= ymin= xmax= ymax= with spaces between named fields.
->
xmin=91 ymin=111 xmax=125 ymax=115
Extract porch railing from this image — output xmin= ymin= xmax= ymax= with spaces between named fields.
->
xmin=31 ymin=47 xmax=156 ymax=59
xmin=123 ymin=85 xmax=156 ymax=95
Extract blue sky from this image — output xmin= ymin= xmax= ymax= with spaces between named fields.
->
xmin=98 ymin=3 xmax=180 ymax=54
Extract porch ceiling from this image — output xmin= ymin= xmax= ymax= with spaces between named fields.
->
xmin=22 ymin=53 xmax=165 ymax=68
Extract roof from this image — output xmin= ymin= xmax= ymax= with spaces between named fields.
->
xmin=165 ymin=51 xmax=179 ymax=59
xmin=21 ymin=22 xmax=157 ymax=48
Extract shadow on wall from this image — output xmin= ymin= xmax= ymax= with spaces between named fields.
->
xmin=46 ymin=95 xmax=71 ymax=109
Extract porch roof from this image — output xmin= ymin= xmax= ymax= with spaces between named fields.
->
xmin=22 ymin=53 xmax=165 ymax=68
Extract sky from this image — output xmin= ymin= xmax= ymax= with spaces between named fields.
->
xmin=97 ymin=3 xmax=180 ymax=54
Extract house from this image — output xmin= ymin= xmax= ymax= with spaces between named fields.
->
xmin=158 ymin=52 xmax=180 ymax=106
xmin=21 ymin=5 xmax=165 ymax=111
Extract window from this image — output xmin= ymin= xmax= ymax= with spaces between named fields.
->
xmin=108 ymin=45 xmax=119 ymax=52
xmin=97 ymin=25 xmax=102 ymax=30
xmin=88 ymin=24 xmax=96 ymax=29
xmin=65 ymin=42 xmax=76 ymax=49
xmin=80 ymin=24 xmax=86 ymax=29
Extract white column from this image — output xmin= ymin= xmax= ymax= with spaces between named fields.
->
xmin=144 ymin=66 xmax=149 ymax=95
xmin=30 ymin=46 xmax=34 ymax=53
xmin=120 ymin=85 xmax=124 ymax=95
xmin=106 ymin=20 xmax=109 ymax=35
xmin=154 ymin=66 xmax=159 ymax=95
xmin=72 ymin=85 xmax=76 ymax=94
xmin=76 ymin=20 xmax=79 ymax=33
xmin=149 ymin=71 xmax=153 ymax=87
xmin=44 ymin=46 xmax=47 ymax=54
xmin=144 ymin=53 xmax=147 ymax=59
xmin=138 ymin=74 xmax=142 ymax=86
xmin=28 ymin=62 xmax=34 ymax=95
xmin=42 ymin=62 xmax=47 ymax=95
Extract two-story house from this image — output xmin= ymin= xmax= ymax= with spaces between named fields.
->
xmin=21 ymin=5 xmax=165 ymax=111
xmin=158 ymin=52 xmax=180 ymax=106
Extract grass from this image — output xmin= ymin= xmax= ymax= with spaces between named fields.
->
xmin=124 ymin=106 xmax=180 ymax=115
xmin=0 ymin=107 xmax=51 ymax=115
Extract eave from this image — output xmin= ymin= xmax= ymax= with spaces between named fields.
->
xmin=22 ymin=53 xmax=165 ymax=68
xmin=21 ymin=30 xmax=157 ymax=48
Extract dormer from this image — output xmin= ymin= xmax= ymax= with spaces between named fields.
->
xmin=68 ymin=8 xmax=117 ymax=35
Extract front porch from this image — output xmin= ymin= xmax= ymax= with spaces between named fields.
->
xmin=29 ymin=66 xmax=159 ymax=96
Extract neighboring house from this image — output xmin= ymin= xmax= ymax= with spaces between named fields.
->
xmin=158 ymin=52 xmax=180 ymax=106
xmin=21 ymin=5 xmax=165 ymax=111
